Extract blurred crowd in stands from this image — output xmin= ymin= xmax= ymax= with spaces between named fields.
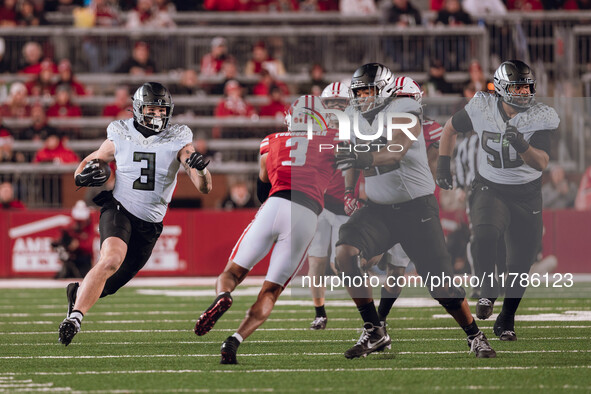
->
xmin=0 ymin=0 xmax=589 ymax=22
xmin=1 ymin=0 xmax=591 ymax=211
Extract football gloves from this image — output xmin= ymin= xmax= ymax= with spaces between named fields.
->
xmin=435 ymin=155 xmax=453 ymax=190
xmin=186 ymin=152 xmax=210 ymax=172
xmin=75 ymin=159 xmax=110 ymax=187
xmin=344 ymin=188 xmax=362 ymax=216
xmin=334 ymin=142 xmax=373 ymax=171
xmin=504 ymin=125 xmax=529 ymax=153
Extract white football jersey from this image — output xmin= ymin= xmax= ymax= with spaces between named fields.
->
xmin=465 ymin=92 xmax=560 ymax=185
xmin=346 ymin=98 xmax=434 ymax=205
xmin=107 ymin=118 xmax=193 ymax=223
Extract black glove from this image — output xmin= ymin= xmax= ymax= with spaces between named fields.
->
xmin=435 ymin=155 xmax=453 ymax=190
xmin=335 ymin=142 xmax=373 ymax=171
xmin=75 ymin=159 xmax=110 ymax=187
xmin=186 ymin=152 xmax=210 ymax=171
xmin=504 ymin=125 xmax=529 ymax=153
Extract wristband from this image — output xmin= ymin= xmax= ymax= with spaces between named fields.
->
xmin=437 ymin=155 xmax=451 ymax=168
xmin=197 ymin=168 xmax=208 ymax=176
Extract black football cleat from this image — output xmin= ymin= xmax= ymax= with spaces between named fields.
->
xmin=58 ymin=317 xmax=80 ymax=346
xmin=498 ymin=330 xmax=517 ymax=341
xmin=220 ymin=336 xmax=240 ymax=364
xmin=310 ymin=316 xmax=327 ymax=330
xmin=467 ymin=331 xmax=496 ymax=358
xmin=194 ymin=294 xmax=233 ymax=336
xmin=66 ymin=282 xmax=79 ymax=318
xmin=344 ymin=322 xmax=391 ymax=359
xmin=494 ymin=312 xmax=517 ymax=341
xmin=476 ymin=298 xmax=494 ymax=320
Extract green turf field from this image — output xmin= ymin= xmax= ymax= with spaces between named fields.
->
xmin=0 ymin=284 xmax=590 ymax=393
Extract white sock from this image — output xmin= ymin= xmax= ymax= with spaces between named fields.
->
xmin=70 ymin=311 xmax=84 ymax=323
xmin=232 ymin=333 xmax=243 ymax=343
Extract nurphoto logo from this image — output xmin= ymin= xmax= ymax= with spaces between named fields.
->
xmin=299 ymin=105 xmax=419 ymax=153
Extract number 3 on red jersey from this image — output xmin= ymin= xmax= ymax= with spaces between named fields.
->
xmin=281 ymin=137 xmax=309 ymax=167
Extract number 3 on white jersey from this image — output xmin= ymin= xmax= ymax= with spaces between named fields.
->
xmin=281 ymin=137 xmax=309 ymax=166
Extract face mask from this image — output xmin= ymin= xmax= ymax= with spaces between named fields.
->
xmin=150 ymin=117 xmax=163 ymax=130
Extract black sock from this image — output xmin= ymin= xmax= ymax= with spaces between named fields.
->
xmin=315 ymin=305 xmax=326 ymax=318
xmin=501 ymin=298 xmax=521 ymax=316
xmin=357 ymin=301 xmax=380 ymax=326
xmin=377 ymin=287 xmax=397 ymax=321
xmin=462 ymin=319 xmax=480 ymax=337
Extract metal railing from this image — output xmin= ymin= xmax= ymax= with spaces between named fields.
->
xmin=0 ymin=25 xmax=488 ymax=74
xmin=0 ymin=161 xmax=259 ymax=208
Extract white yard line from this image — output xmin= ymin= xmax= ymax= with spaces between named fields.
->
xmin=1 ymin=337 xmax=589 ymax=347
xmin=3 ymin=366 xmax=591 ymax=377
xmin=5 ymin=325 xmax=591 ymax=335
xmin=1 ymin=350 xmax=590 ymax=360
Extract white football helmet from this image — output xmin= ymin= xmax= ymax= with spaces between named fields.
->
xmin=284 ymin=95 xmax=326 ymax=132
xmin=393 ymin=76 xmax=423 ymax=105
xmin=321 ymin=82 xmax=349 ymax=111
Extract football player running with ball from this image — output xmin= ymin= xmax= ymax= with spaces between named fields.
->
xmin=58 ymin=82 xmax=212 ymax=346
xmin=193 ymin=95 xmax=339 ymax=364
xmin=334 ymin=63 xmax=495 ymax=359
xmin=436 ymin=60 xmax=560 ymax=341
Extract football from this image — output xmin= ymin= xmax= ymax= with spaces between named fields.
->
xmin=89 ymin=158 xmax=111 ymax=179
xmin=77 ymin=158 xmax=111 ymax=187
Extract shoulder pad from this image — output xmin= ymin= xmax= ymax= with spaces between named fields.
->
xmin=106 ymin=119 xmax=129 ymax=140
xmin=522 ymin=103 xmax=560 ymax=130
xmin=386 ymin=97 xmax=422 ymax=115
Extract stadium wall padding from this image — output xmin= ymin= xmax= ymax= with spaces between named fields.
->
xmin=0 ymin=209 xmax=589 ymax=278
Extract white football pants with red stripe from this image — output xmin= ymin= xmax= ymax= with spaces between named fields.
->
xmin=230 ymin=196 xmax=318 ymax=287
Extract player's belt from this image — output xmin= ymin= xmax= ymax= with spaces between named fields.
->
xmin=363 ymin=163 xmax=400 ymax=177
xmin=368 ymin=194 xmax=434 ymax=210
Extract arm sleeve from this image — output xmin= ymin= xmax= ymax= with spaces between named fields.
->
xmin=257 ymin=177 xmax=272 ymax=203
xmin=529 ymin=129 xmax=554 ymax=156
xmin=451 ymin=108 xmax=474 ymax=134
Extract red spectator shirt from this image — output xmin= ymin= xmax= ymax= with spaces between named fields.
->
xmin=20 ymin=63 xmax=59 ymax=75
xmin=50 ymin=80 xmax=87 ymax=96
xmin=260 ymin=129 xmax=338 ymax=208
xmin=102 ymin=103 xmax=132 ymax=118
xmin=258 ymin=100 xmax=289 ymax=118
xmin=200 ymin=54 xmax=232 ymax=76
xmin=214 ymin=98 xmax=256 ymax=117
xmin=204 ymin=0 xmax=246 ymax=11
xmin=25 ymin=80 xmax=53 ymax=97
xmin=46 ymin=103 xmax=82 ymax=118
xmin=33 ymin=143 xmax=79 ymax=164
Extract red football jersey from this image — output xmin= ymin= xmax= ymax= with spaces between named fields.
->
xmin=423 ymin=118 xmax=443 ymax=149
xmin=325 ymin=169 xmax=345 ymax=202
xmin=260 ymin=129 xmax=339 ymax=207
